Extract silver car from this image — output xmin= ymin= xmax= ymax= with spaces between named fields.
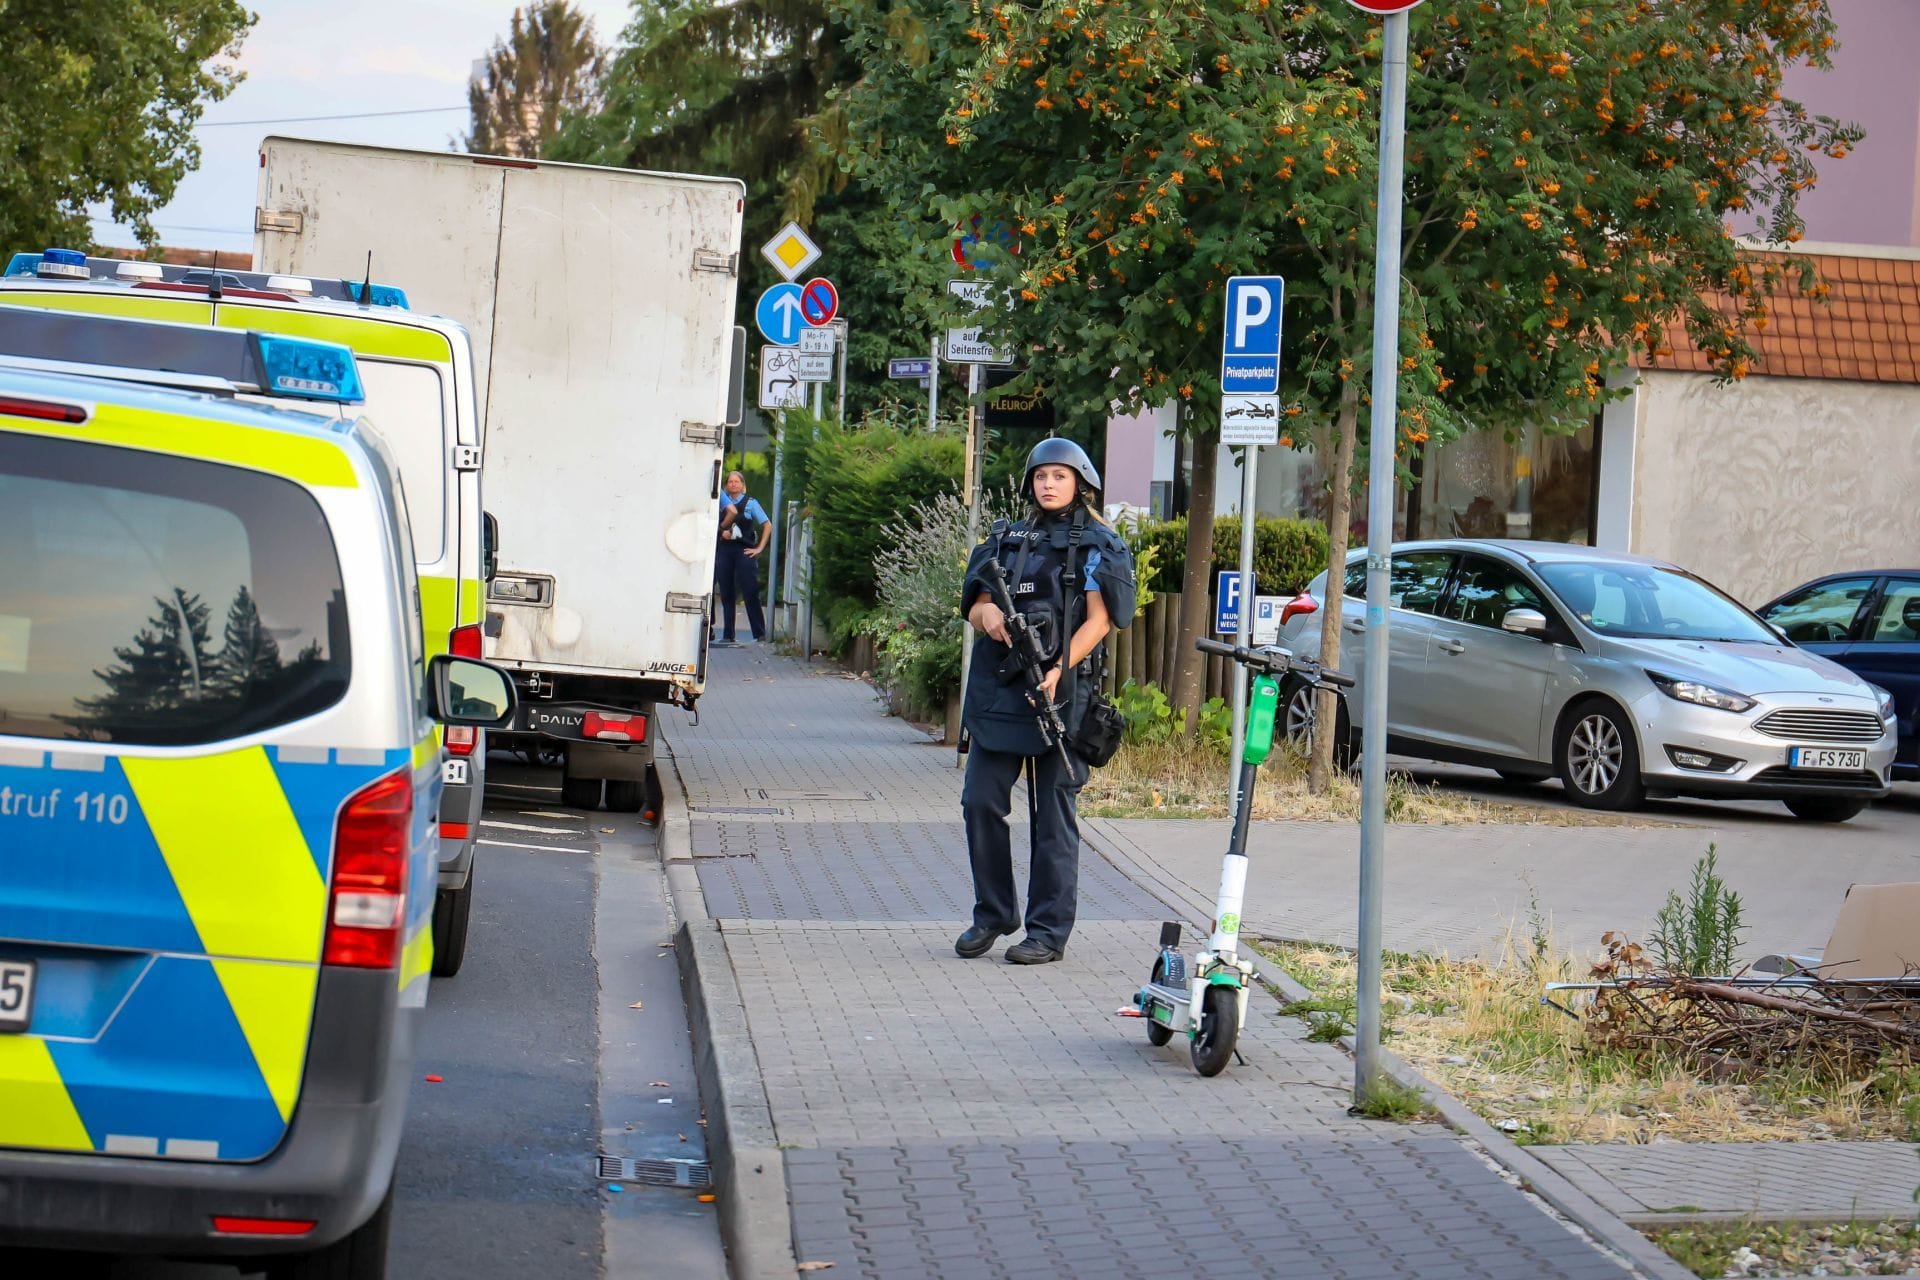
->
xmin=1278 ymin=541 xmax=1897 ymax=822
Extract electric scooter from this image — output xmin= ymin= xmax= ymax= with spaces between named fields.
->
xmin=1127 ymin=637 xmax=1355 ymax=1077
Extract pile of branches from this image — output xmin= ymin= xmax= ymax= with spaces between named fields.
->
xmin=1584 ymin=933 xmax=1920 ymax=1080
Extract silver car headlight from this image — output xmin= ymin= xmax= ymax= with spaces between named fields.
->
xmin=1647 ymin=671 xmax=1757 ymax=714
xmin=1871 ymin=684 xmax=1897 ymax=724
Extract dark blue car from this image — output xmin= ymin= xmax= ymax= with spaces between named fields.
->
xmin=1759 ymin=571 xmax=1920 ymax=781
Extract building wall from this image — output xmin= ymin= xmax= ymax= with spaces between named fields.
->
xmin=1627 ymin=370 xmax=1920 ymax=604
xmin=1774 ymin=0 xmax=1920 ymax=249
xmin=1102 ymin=399 xmax=1170 ymax=509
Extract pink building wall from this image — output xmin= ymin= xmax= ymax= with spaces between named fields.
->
xmin=1777 ymin=0 xmax=1920 ymax=247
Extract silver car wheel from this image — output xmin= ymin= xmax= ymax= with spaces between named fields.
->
xmin=1568 ymin=713 xmax=1623 ymax=795
xmin=1284 ymin=684 xmax=1317 ymax=743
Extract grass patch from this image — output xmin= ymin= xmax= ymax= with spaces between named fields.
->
xmin=1648 ymin=1220 xmax=1920 ymax=1278
xmin=1253 ymin=935 xmax=1920 ymax=1145
xmin=1079 ymin=736 xmax=1645 ymax=825
xmin=1353 ymin=1075 xmax=1436 ymax=1122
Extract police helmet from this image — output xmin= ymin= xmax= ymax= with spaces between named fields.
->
xmin=1022 ymin=437 xmax=1101 ymax=501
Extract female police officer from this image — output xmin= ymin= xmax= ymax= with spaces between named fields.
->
xmin=954 ymin=439 xmax=1136 ymax=964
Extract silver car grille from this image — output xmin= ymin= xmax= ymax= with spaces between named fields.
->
xmin=1753 ymin=708 xmax=1885 ymax=743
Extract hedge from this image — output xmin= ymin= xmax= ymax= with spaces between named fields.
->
xmin=1133 ymin=514 xmax=1330 ymax=597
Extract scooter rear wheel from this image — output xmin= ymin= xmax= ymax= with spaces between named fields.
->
xmin=1145 ymin=960 xmax=1174 ymax=1047
xmin=1190 ymin=985 xmax=1239 ymax=1077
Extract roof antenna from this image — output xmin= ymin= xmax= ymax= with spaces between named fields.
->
xmin=206 ymin=254 xmax=223 ymax=303
xmin=358 ymin=250 xmax=374 ymax=307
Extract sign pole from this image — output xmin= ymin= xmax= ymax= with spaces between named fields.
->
xmin=834 ymin=320 xmax=848 ymax=423
xmin=1356 ymin=6 xmax=1411 ymax=1107
xmin=1225 ymin=444 xmax=1258 ymax=797
xmin=768 ymin=410 xmax=785 ymax=623
xmin=928 ymin=337 xmax=939 ymax=431
xmin=956 ymin=360 xmax=984 ymax=757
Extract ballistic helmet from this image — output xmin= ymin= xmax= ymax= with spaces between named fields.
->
xmin=1022 ymin=437 xmax=1101 ymax=501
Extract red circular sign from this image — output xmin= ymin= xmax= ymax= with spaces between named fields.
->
xmin=1348 ymin=0 xmax=1424 ymax=12
xmin=800 ymin=277 xmax=838 ymax=327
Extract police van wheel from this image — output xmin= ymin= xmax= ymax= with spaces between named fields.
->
xmin=605 ymin=779 xmax=645 ymax=813
xmin=265 ymin=1183 xmax=392 ymax=1279
xmin=431 ymin=876 xmax=473 ymax=978
xmin=561 ymin=776 xmax=603 ymax=809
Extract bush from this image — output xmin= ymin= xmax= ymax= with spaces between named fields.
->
xmin=1135 ymin=514 xmax=1330 ymax=597
xmin=1116 ymin=679 xmax=1175 ymax=745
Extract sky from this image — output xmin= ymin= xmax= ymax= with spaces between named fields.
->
xmin=89 ymin=0 xmax=636 ymax=256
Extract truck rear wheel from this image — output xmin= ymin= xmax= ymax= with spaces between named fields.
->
xmin=606 ymin=779 xmax=644 ymax=813
xmin=561 ymin=776 xmax=603 ymax=809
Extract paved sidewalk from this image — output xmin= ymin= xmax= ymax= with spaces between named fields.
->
xmin=661 ymin=646 xmax=1678 ymax=1279
xmin=1532 ymin=1142 xmax=1920 ymax=1226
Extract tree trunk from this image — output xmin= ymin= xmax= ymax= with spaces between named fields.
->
xmin=1171 ymin=412 xmax=1220 ymax=734
xmin=1309 ymin=374 xmax=1365 ymax=792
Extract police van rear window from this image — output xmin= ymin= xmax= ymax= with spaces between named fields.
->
xmin=0 ymin=435 xmax=350 ymax=744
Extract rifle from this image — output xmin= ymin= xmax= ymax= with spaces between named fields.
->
xmin=977 ymin=555 xmax=1079 ymax=777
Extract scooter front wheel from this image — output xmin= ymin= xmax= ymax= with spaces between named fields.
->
xmin=1145 ymin=960 xmax=1174 ymax=1047
xmin=1190 ymin=985 xmax=1239 ymax=1077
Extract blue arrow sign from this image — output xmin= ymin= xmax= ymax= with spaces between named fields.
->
xmin=756 ymin=282 xmax=806 ymax=346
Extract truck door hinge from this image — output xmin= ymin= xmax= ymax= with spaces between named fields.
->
xmin=666 ymin=592 xmax=709 ymax=615
xmin=681 ymin=421 xmax=724 ymax=446
xmin=693 ymin=249 xmax=738 ymax=276
xmin=255 ymin=207 xmax=304 ymax=234
xmin=452 ymin=445 xmax=482 ymax=471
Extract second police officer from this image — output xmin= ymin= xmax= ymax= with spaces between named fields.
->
xmin=955 ymin=439 xmax=1136 ymax=964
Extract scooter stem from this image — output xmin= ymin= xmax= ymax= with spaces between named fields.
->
xmin=1209 ymin=758 xmax=1260 ymax=957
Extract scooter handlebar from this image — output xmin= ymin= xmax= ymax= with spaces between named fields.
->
xmin=1193 ymin=636 xmax=1355 ymax=688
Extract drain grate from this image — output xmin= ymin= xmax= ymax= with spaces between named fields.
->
xmin=596 ymin=1155 xmax=713 ymax=1188
xmin=752 ymin=788 xmax=874 ymax=802
xmin=695 ymin=805 xmax=787 ymax=815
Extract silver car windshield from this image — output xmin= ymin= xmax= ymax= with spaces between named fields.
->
xmin=1534 ymin=562 xmax=1776 ymax=643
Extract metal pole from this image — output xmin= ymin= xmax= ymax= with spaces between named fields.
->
xmin=834 ymin=320 xmax=848 ymax=423
xmin=767 ymin=411 xmax=785 ymax=622
xmin=811 ymin=380 xmax=822 ymax=419
xmin=1225 ymin=444 xmax=1259 ymax=807
xmin=928 ymin=336 xmax=939 ymax=431
xmin=956 ymin=361 xmax=984 ymax=745
xmin=1355 ymin=9 xmax=1410 ymax=1106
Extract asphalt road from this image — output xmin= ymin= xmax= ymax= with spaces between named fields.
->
xmin=3 ymin=755 xmax=724 ymax=1280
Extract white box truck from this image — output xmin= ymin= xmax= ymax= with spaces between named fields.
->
xmin=254 ymin=137 xmax=746 ymax=811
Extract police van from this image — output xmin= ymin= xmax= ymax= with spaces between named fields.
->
xmin=0 ymin=249 xmax=492 ymax=976
xmin=0 ymin=349 xmax=515 ymax=1275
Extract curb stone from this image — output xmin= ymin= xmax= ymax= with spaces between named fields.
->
xmin=660 ymin=738 xmax=800 ymax=1280
xmin=1080 ymin=823 xmax=1696 ymax=1280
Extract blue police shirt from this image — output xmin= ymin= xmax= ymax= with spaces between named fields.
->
xmin=719 ymin=494 xmax=768 ymax=541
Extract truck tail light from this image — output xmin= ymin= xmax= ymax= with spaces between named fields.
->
xmin=323 ymin=771 xmax=410 ymax=969
xmin=446 ymin=624 xmax=484 ymax=757
xmin=582 ymin=711 xmax=647 ymax=743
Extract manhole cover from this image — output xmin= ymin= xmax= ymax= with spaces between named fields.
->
xmin=695 ymin=805 xmax=787 ymax=815
xmin=752 ymin=788 xmax=874 ymax=802
xmin=596 ymin=1155 xmax=713 ymax=1188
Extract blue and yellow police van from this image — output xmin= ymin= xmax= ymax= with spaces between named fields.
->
xmin=0 ymin=248 xmax=493 ymax=978
xmin=0 ymin=330 xmax=515 ymax=1276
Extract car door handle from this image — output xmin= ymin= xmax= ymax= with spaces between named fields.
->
xmin=1437 ymin=639 xmax=1466 ymax=655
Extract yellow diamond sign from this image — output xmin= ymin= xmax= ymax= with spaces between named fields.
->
xmin=759 ymin=221 xmax=821 ymax=282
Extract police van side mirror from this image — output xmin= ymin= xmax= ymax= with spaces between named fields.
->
xmin=427 ymin=655 xmax=516 ymax=727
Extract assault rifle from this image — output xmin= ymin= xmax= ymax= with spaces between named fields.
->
xmin=978 ymin=555 xmax=1079 ymax=777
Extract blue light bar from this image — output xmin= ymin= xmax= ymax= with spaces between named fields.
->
xmin=4 ymin=253 xmax=41 ymax=278
xmin=345 ymin=281 xmax=411 ymax=309
xmin=252 ymin=333 xmax=366 ymax=405
xmin=36 ymin=248 xmax=89 ymax=280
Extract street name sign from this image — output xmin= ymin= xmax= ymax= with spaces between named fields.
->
xmin=888 ymin=357 xmax=932 ymax=379
xmin=760 ymin=222 xmax=821 ymax=281
xmin=755 ymin=283 xmax=806 ymax=346
xmin=758 ymin=345 xmax=806 ymax=409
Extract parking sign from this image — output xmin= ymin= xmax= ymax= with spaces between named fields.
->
xmin=1220 ymin=276 xmax=1285 ymax=445
xmin=1215 ymin=570 xmax=1246 ymax=634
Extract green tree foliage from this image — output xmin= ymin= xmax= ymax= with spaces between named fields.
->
xmin=465 ymin=1 xmax=608 ymax=159
xmin=0 ymin=0 xmax=252 ymax=251
xmin=834 ymin=0 xmax=1856 ymax=766
xmin=798 ymin=414 xmax=962 ymax=610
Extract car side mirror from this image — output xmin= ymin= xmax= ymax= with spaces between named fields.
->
xmin=1280 ymin=592 xmax=1319 ymax=625
xmin=1502 ymin=607 xmax=1549 ymax=636
xmin=482 ymin=512 xmax=499 ymax=583
xmin=427 ymin=654 xmax=516 ymax=728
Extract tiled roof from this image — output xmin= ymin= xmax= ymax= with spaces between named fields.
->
xmin=1634 ymin=249 xmax=1920 ymax=384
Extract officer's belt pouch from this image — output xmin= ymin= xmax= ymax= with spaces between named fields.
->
xmin=1071 ymin=692 xmax=1125 ymax=768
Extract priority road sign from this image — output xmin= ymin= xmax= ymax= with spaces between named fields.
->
xmin=755 ymin=283 xmax=806 ymax=346
xmin=799 ymin=277 xmax=839 ymax=327
xmin=760 ymin=221 xmax=821 ymax=281
xmin=758 ymin=345 xmax=806 ymax=409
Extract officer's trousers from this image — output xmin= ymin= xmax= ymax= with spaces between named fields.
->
xmin=961 ymin=742 xmax=1085 ymax=948
xmin=714 ymin=540 xmax=765 ymax=641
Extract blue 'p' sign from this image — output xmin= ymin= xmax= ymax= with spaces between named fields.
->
xmin=1220 ymin=276 xmax=1285 ymax=395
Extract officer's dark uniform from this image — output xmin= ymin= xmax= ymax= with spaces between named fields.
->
xmin=956 ymin=441 xmax=1137 ymax=963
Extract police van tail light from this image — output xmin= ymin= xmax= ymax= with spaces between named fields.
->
xmin=446 ymin=625 xmax=485 ymax=757
xmin=324 ymin=771 xmax=411 ymax=969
